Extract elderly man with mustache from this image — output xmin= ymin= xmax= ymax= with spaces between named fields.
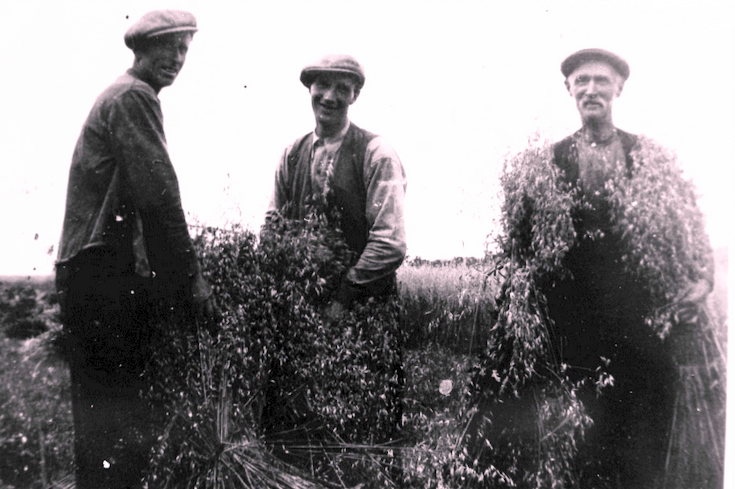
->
xmin=547 ymin=49 xmax=714 ymax=488
xmin=56 ymin=10 xmax=216 ymax=488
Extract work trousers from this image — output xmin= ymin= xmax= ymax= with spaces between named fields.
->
xmin=59 ymin=249 xmax=161 ymax=489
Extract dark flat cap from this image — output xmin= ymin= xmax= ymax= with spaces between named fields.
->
xmin=561 ymin=48 xmax=630 ymax=80
xmin=300 ymin=54 xmax=365 ymax=89
xmin=124 ymin=10 xmax=198 ymax=50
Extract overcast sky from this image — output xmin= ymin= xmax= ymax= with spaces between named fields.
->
xmin=1 ymin=0 xmax=733 ymax=276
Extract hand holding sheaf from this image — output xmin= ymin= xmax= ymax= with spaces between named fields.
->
xmin=191 ymin=272 xmax=220 ymax=321
xmin=673 ymin=277 xmax=712 ymax=324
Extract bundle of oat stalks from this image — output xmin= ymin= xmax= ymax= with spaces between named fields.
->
xmin=663 ymin=305 xmax=726 ymax=489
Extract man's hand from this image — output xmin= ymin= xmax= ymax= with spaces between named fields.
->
xmin=674 ymin=278 xmax=712 ymax=324
xmin=192 ymin=272 xmax=219 ymax=321
xmin=678 ymin=278 xmax=712 ymax=305
xmin=324 ymin=300 xmax=347 ymax=323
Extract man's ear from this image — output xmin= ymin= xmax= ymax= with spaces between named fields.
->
xmin=564 ymin=79 xmax=572 ymax=95
xmin=350 ymin=89 xmax=360 ymax=105
xmin=615 ymin=80 xmax=625 ymax=97
xmin=132 ymin=48 xmax=146 ymax=65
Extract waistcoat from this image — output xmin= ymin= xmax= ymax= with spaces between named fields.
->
xmin=553 ymin=128 xmax=638 ymax=186
xmin=286 ymin=123 xmax=377 ymax=257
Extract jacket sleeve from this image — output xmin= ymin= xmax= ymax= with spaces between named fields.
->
xmin=342 ymin=137 xmax=407 ymax=290
xmin=108 ymin=88 xmax=200 ymax=280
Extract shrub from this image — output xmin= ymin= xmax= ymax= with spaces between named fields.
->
xmin=399 ymin=346 xmax=478 ymax=489
xmin=460 ymin=140 xmax=589 ymax=488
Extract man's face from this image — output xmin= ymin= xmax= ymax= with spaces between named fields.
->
xmin=565 ymin=61 xmax=624 ymax=125
xmin=310 ymin=74 xmax=359 ymax=134
xmin=135 ymin=32 xmax=193 ymax=92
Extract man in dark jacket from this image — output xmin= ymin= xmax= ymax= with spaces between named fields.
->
xmin=549 ymin=48 xmax=714 ymax=488
xmin=56 ymin=10 xmax=216 ymax=488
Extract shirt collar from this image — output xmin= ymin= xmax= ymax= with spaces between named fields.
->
xmin=577 ymin=126 xmax=619 ymax=147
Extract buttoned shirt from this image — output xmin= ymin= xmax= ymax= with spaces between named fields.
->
xmin=576 ymin=130 xmax=626 ymax=201
xmin=309 ymin=123 xmax=350 ymax=200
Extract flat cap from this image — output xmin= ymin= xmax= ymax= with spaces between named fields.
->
xmin=300 ymin=54 xmax=365 ymax=89
xmin=124 ymin=10 xmax=198 ymax=50
xmin=561 ymin=48 xmax=630 ymax=80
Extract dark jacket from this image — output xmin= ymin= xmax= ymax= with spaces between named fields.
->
xmin=57 ymin=70 xmax=199 ymax=285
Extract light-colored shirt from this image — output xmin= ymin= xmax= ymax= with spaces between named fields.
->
xmin=309 ymin=123 xmax=350 ymax=200
xmin=267 ymin=122 xmax=407 ymax=287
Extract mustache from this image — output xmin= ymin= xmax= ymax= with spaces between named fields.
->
xmin=318 ymin=101 xmax=345 ymax=110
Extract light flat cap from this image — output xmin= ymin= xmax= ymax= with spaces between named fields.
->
xmin=300 ymin=54 xmax=365 ymax=89
xmin=124 ymin=10 xmax=198 ymax=50
xmin=561 ymin=48 xmax=630 ymax=80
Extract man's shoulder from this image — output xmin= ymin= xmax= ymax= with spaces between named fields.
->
xmin=362 ymin=136 xmax=402 ymax=171
xmin=553 ymin=129 xmax=583 ymax=150
xmin=552 ymin=127 xmax=638 ymax=155
xmin=95 ymin=72 xmax=158 ymax=107
xmin=348 ymin=123 xmax=377 ymax=139
xmin=285 ymin=132 xmax=313 ymax=159
xmin=284 ymin=123 xmax=381 ymax=156
xmin=615 ymin=128 xmax=638 ymax=151
xmin=553 ymin=127 xmax=638 ymax=143
xmin=552 ymin=129 xmax=582 ymax=168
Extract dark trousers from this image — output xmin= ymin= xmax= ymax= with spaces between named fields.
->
xmin=546 ymin=279 xmax=677 ymax=489
xmin=59 ymin=250 xmax=158 ymax=489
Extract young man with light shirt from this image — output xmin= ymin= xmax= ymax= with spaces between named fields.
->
xmin=265 ymin=54 xmax=407 ymax=482
xmin=267 ymin=54 xmax=407 ymax=320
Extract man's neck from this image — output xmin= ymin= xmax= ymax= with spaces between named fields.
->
xmin=581 ymin=120 xmax=616 ymax=144
xmin=129 ymin=66 xmax=163 ymax=94
xmin=316 ymin=119 xmax=350 ymax=139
